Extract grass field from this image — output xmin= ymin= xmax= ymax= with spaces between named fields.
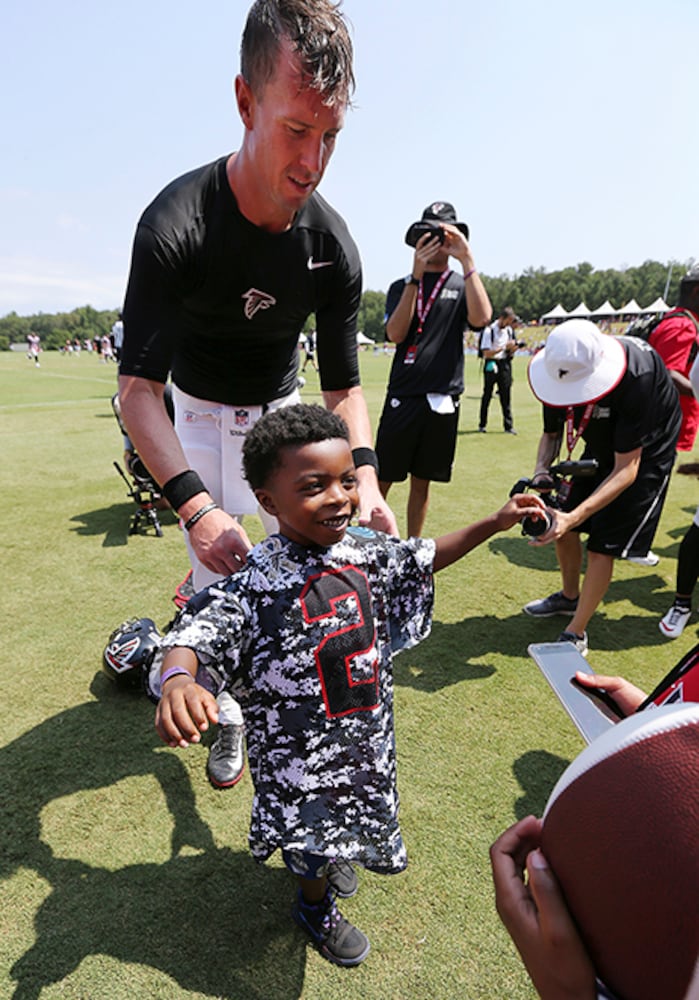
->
xmin=1 ymin=348 xmax=695 ymax=1000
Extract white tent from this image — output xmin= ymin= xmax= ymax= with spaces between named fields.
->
xmin=642 ymin=296 xmax=669 ymax=314
xmin=568 ymin=301 xmax=591 ymax=317
xmin=356 ymin=331 xmax=374 ymax=345
xmin=541 ymin=303 xmax=568 ymax=321
xmin=619 ymin=298 xmax=642 ymax=314
xmin=590 ymin=299 xmax=617 ymax=317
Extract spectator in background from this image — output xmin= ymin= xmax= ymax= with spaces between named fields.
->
xmin=523 ymin=320 xmax=681 ymax=656
xmin=111 ymin=313 xmax=124 ymax=363
xmin=375 ymin=201 xmax=491 ymax=537
xmin=649 ymin=264 xmax=699 ymax=638
xmin=478 ymin=306 xmax=522 ymax=434
xmin=26 ymin=332 xmax=40 ymax=367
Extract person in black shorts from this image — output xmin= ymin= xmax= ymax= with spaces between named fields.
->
xmin=522 ymin=319 xmax=681 ymax=655
xmin=374 ymin=201 xmax=492 ymax=536
xmin=117 ymin=0 xmax=397 ymax=788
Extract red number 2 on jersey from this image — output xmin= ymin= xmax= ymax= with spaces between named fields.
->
xmin=300 ymin=566 xmax=379 ymax=719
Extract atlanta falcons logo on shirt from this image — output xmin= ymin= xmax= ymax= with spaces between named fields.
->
xmin=242 ymin=288 xmax=276 ymax=320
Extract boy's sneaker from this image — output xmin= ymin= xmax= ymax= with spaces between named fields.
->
xmin=557 ymin=630 xmax=588 ymax=657
xmin=292 ymin=889 xmax=370 ymax=967
xmin=659 ymin=603 xmax=692 ymax=639
xmin=523 ymin=590 xmax=579 ymax=617
xmin=206 ymin=724 xmax=246 ymax=789
xmin=327 ymin=859 xmax=358 ymax=898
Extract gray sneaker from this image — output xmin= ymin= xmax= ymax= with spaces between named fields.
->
xmin=523 ymin=590 xmax=579 ymax=617
xmin=206 ymin=724 xmax=246 ymax=789
xmin=557 ymin=630 xmax=589 ymax=656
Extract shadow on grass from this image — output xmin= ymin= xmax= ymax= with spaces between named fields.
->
xmin=393 ymin=605 xmax=686 ymax=695
xmin=3 ymin=675 xmax=306 ymax=1000
xmin=511 ymin=749 xmax=571 ymax=820
xmin=70 ymin=503 xmax=176 ymax=547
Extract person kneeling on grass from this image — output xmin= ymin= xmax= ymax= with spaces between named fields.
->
xmin=154 ymin=403 xmax=545 ymax=967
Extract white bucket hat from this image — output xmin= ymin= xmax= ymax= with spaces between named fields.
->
xmin=528 ymin=319 xmax=627 ymax=407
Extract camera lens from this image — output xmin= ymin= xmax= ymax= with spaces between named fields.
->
xmin=522 ymin=509 xmax=552 ymax=537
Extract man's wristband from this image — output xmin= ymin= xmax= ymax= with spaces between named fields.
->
xmin=160 ymin=666 xmax=194 ymax=688
xmin=407 ymin=275 xmax=420 ymax=287
xmin=162 ymin=469 xmax=207 ymax=510
xmin=464 ymin=267 xmax=477 ymax=282
xmin=184 ymin=502 xmax=219 ymax=531
xmin=351 ymin=447 xmax=379 ymax=474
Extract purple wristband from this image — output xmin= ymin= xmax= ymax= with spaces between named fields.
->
xmin=464 ymin=267 xmax=477 ymax=281
xmin=160 ymin=666 xmax=194 ymax=687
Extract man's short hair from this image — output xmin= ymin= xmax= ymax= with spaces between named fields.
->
xmin=499 ymin=307 xmax=516 ymax=321
xmin=240 ymin=0 xmax=355 ymax=106
xmin=243 ymin=403 xmax=349 ymax=489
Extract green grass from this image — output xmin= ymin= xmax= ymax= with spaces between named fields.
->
xmin=1 ymin=348 xmax=695 ymax=999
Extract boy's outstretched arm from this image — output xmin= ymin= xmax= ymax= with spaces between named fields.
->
xmin=432 ymin=494 xmax=547 ymax=572
xmin=155 ymin=646 xmax=220 ymax=749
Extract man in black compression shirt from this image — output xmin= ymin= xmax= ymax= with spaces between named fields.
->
xmin=118 ymin=0 xmax=397 ymax=788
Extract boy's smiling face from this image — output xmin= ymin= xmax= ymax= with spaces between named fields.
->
xmin=255 ymin=437 xmax=359 ymax=548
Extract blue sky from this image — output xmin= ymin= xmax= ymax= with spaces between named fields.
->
xmin=1 ymin=0 xmax=697 ymax=316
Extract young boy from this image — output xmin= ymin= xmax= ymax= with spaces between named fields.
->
xmin=154 ymin=403 xmax=544 ymax=967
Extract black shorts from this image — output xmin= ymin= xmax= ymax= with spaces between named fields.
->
xmin=565 ymin=459 xmax=674 ymax=558
xmin=375 ymin=395 xmax=460 ymax=483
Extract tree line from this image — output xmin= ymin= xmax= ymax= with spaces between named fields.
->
xmin=0 ymin=258 xmax=689 ymax=350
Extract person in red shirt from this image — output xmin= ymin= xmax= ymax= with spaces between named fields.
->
xmin=648 ymin=264 xmax=699 ymax=452
xmin=651 ymin=264 xmax=699 ymax=639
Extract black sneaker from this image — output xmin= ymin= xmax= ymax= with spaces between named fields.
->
xmin=292 ymin=889 xmax=370 ymax=967
xmin=523 ymin=590 xmax=579 ymax=617
xmin=557 ymin=630 xmax=588 ymax=656
xmin=327 ymin=859 xmax=358 ymax=898
xmin=206 ymin=724 xmax=246 ymax=789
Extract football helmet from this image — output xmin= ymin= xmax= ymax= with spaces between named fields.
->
xmin=102 ymin=617 xmax=161 ymax=689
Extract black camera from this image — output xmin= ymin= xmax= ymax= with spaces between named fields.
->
xmin=509 ymin=459 xmax=599 ymax=537
xmin=405 ymin=222 xmax=446 ymax=248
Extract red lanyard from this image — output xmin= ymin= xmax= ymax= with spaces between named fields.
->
xmin=566 ymin=403 xmax=594 ymax=458
xmin=416 ymin=269 xmax=451 ymax=335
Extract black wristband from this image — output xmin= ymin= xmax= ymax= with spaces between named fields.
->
xmin=351 ymin=447 xmax=379 ymax=474
xmin=162 ymin=469 xmax=206 ymax=511
xmin=407 ymin=276 xmax=420 ymax=286
xmin=184 ymin=502 xmax=219 ymax=532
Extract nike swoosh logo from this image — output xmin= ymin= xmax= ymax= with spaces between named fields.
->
xmin=307 ymin=257 xmax=334 ymax=270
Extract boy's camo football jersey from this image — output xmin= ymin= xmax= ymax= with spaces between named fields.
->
xmin=158 ymin=527 xmax=435 ymax=872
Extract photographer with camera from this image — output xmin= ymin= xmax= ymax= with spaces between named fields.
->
xmin=521 ymin=319 xmax=681 ymax=656
xmin=478 ymin=306 xmax=523 ymax=435
xmin=374 ymin=201 xmax=491 ymax=536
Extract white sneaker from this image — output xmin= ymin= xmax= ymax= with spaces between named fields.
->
xmin=658 ymin=604 xmax=691 ymax=639
xmin=627 ymin=551 xmax=660 ymax=567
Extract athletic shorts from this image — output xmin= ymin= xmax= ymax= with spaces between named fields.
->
xmin=565 ymin=459 xmax=674 ymax=558
xmin=172 ymin=384 xmax=299 ymax=590
xmin=375 ymin=395 xmax=460 ymax=483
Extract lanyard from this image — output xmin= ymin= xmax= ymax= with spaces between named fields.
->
xmin=416 ymin=269 xmax=452 ymax=335
xmin=565 ymin=403 xmax=594 ymax=458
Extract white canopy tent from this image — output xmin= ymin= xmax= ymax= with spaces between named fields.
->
xmin=590 ymin=300 xmax=617 ymax=317
xmin=541 ymin=303 xmax=568 ymax=322
xmin=619 ymin=298 xmax=642 ymax=314
xmin=642 ymin=297 xmax=669 ymax=314
xmin=568 ymin=302 xmax=591 ymax=317
xmin=356 ymin=331 xmax=374 ymax=345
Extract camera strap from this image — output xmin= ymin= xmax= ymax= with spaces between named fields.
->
xmin=565 ymin=403 xmax=594 ymax=458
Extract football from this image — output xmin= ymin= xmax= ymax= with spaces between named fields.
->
xmin=541 ymin=703 xmax=699 ymax=1000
